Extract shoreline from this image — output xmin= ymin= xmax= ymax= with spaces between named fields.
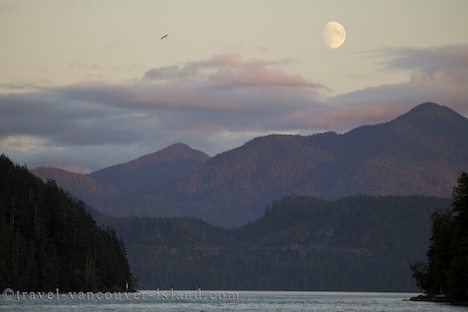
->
xmin=410 ymin=295 xmax=468 ymax=306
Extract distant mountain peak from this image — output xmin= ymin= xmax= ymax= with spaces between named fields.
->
xmin=348 ymin=102 xmax=468 ymax=142
xmin=412 ymin=101 xmax=443 ymax=110
xmin=157 ymin=143 xmax=209 ymax=159
xmin=87 ymin=143 xmax=210 ymax=193
xmin=34 ymin=102 xmax=468 ymax=227
xmin=165 ymin=142 xmax=192 ymax=150
xmin=124 ymin=143 xmax=210 ymax=168
xmin=398 ymin=102 xmax=464 ymax=121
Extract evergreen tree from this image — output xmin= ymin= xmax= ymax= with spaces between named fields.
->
xmin=0 ymin=154 xmax=136 ymax=292
xmin=95 ymin=193 xmax=448 ymax=291
xmin=447 ymin=173 xmax=468 ymax=300
xmin=412 ymin=172 xmax=468 ymax=302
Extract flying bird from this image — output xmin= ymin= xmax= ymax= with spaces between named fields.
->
xmin=161 ymin=34 xmax=168 ymax=40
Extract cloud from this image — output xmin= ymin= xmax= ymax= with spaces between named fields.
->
xmin=0 ymin=81 xmax=53 ymax=92
xmin=142 ymin=54 xmax=310 ymax=89
xmin=143 ymin=65 xmax=198 ymax=81
xmin=382 ymin=44 xmax=468 ymax=74
xmin=142 ymin=54 xmax=241 ymax=81
xmin=53 ymin=55 xmax=323 ymax=114
xmin=308 ymin=44 xmax=468 ymax=129
xmin=0 ymin=54 xmax=325 ymax=170
xmin=1 ymin=46 xmax=468 ymax=170
xmin=0 ymin=135 xmax=49 ymax=152
xmin=209 ymin=62 xmax=323 ymax=89
xmin=69 ymin=61 xmax=122 ymax=71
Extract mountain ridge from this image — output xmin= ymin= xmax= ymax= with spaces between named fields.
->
xmin=98 ymin=194 xmax=451 ymax=291
xmin=33 ymin=143 xmax=210 ymax=197
xmin=33 ymin=102 xmax=468 ymax=226
xmin=89 ymin=143 xmax=210 ymax=192
xmin=91 ymin=143 xmax=210 ymax=172
xmin=0 ymin=155 xmax=135 ymax=292
xmin=32 ymin=166 xmax=112 ymax=197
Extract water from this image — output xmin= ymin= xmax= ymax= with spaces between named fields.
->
xmin=1 ymin=290 xmax=465 ymax=311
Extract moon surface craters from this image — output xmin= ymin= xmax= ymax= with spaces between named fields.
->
xmin=323 ymin=21 xmax=346 ymax=49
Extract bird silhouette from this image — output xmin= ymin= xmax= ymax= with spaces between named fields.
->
xmin=160 ymin=34 xmax=168 ymax=40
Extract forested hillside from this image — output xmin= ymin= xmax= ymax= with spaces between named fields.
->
xmin=34 ymin=103 xmax=468 ymax=226
xmin=165 ymin=102 xmax=468 ymax=226
xmin=412 ymin=172 xmax=468 ymax=303
xmin=96 ymin=195 xmax=450 ymax=291
xmin=0 ymin=155 xmax=135 ymax=292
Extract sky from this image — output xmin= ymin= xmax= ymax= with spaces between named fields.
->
xmin=1 ymin=0 xmax=468 ymax=172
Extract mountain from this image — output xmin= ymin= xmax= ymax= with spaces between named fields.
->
xmin=33 ymin=103 xmax=468 ymax=226
xmin=0 ymin=155 xmax=135 ymax=291
xmin=33 ymin=166 xmax=111 ymax=199
xmin=162 ymin=102 xmax=468 ymax=225
xmin=33 ymin=143 xmax=210 ymax=216
xmin=97 ymin=195 xmax=451 ymax=291
xmin=89 ymin=143 xmax=210 ymax=193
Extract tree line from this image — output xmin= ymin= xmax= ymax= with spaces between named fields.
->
xmin=96 ymin=193 xmax=450 ymax=291
xmin=412 ymin=172 xmax=468 ymax=303
xmin=0 ymin=155 xmax=135 ymax=292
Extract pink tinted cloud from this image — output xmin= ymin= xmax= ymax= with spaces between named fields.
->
xmin=16 ymin=45 xmax=468 ymax=150
xmin=303 ymin=44 xmax=468 ymax=129
xmin=142 ymin=53 xmax=322 ymax=91
xmin=143 ymin=53 xmax=241 ymax=81
xmin=209 ymin=62 xmax=323 ymax=90
xmin=4 ymin=45 xmax=468 ymax=172
xmin=209 ymin=53 xmax=241 ymax=66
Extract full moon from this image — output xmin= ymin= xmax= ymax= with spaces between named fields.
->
xmin=323 ymin=21 xmax=346 ymax=49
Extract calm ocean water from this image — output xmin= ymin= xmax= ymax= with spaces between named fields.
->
xmin=1 ymin=290 xmax=465 ymax=312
